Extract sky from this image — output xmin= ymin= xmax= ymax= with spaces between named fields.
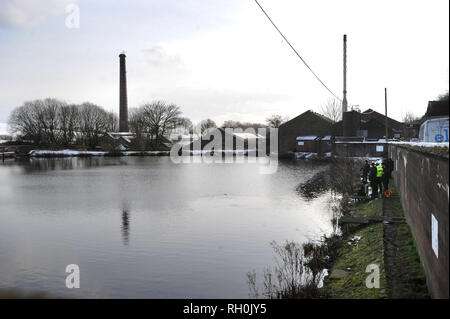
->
xmin=0 ymin=0 xmax=448 ymax=126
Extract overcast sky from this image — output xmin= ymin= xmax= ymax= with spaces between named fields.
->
xmin=0 ymin=0 xmax=448 ymax=125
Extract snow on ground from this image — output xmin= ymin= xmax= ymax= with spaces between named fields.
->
xmin=29 ymin=149 xmax=107 ymax=156
xmin=28 ymin=150 xmax=173 ymax=157
xmin=390 ymin=141 xmax=449 ymax=148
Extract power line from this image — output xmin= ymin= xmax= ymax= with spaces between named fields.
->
xmin=253 ymin=0 xmax=342 ymax=102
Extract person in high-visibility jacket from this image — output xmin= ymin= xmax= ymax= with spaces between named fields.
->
xmin=376 ymin=163 xmax=384 ymax=195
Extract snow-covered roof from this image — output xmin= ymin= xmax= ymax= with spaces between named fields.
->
xmin=296 ymin=136 xmax=319 ymax=141
xmin=122 ymin=136 xmax=133 ymax=143
xmin=107 ymin=132 xmax=135 ymax=141
xmin=335 ymin=139 xmax=387 ymax=144
xmin=322 ymin=136 xmax=332 ymax=141
xmin=233 ymin=132 xmax=263 ymax=140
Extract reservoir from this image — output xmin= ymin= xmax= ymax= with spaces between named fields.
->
xmin=0 ymin=157 xmax=334 ymax=298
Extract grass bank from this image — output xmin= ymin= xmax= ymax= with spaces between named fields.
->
xmin=323 ymin=182 xmax=429 ymax=299
xmin=324 ymin=198 xmax=387 ymax=298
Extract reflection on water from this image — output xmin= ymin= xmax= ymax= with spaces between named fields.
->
xmin=121 ymin=209 xmax=130 ymax=246
xmin=296 ymin=169 xmax=331 ymax=200
xmin=0 ymin=157 xmax=334 ymax=298
xmin=5 ymin=157 xmax=129 ymax=173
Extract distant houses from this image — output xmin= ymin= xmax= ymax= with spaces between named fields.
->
xmin=184 ymin=127 xmax=266 ymax=154
xmin=295 ymin=135 xmax=333 ymax=157
xmin=278 ymin=110 xmax=336 ymax=157
xmin=278 ymin=108 xmax=408 ymax=158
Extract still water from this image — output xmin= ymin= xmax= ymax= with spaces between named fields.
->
xmin=0 ymin=157 xmax=333 ymax=298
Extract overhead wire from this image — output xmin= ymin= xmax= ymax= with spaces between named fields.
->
xmin=253 ymin=0 xmax=342 ymax=102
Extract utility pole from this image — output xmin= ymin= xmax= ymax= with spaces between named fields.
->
xmin=385 ymin=88 xmax=388 ymax=140
xmin=342 ymin=34 xmax=348 ymax=114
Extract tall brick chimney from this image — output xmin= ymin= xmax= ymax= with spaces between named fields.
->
xmin=119 ymin=52 xmax=129 ymax=132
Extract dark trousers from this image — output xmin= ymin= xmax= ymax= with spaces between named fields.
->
xmin=370 ymin=181 xmax=378 ymax=197
xmin=377 ymin=177 xmax=383 ymax=195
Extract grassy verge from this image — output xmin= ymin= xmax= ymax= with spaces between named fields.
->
xmin=339 ymin=197 xmax=383 ymax=238
xmin=324 ymin=222 xmax=387 ymax=299
xmin=324 ymin=182 xmax=429 ymax=298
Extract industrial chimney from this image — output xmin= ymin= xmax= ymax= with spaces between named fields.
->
xmin=119 ymin=52 xmax=129 ymax=132
xmin=342 ymin=34 xmax=348 ymax=114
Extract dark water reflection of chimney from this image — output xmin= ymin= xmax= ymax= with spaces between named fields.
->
xmin=121 ymin=209 xmax=130 ymax=246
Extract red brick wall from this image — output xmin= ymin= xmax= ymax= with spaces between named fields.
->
xmin=389 ymin=144 xmax=449 ymax=298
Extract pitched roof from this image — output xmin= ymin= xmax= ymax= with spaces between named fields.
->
xmin=280 ymin=110 xmax=335 ymax=127
xmin=361 ymin=109 xmax=403 ymax=128
xmin=425 ymin=100 xmax=449 ymax=117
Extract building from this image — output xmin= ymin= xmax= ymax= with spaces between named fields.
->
xmin=423 ymin=99 xmax=449 ymax=119
xmin=360 ymin=109 xmax=404 ymax=139
xmin=296 ymin=136 xmax=321 ymax=153
xmin=295 ymin=135 xmax=333 ymax=158
xmin=333 ymin=109 xmax=405 ymax=139
xmin=186 ymin=128 xmax=266 ymax=154
xmin=278 ymin=110 xmax=335 ymax=157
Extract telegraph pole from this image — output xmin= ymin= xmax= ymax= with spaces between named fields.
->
xmin=385 ymin=88 xmax=388 ymax=140
xmin=342 ymin=35 xmax=348 ymax=113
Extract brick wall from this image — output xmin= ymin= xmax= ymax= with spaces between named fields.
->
xmin=389 ymin=144 xmax=449 ymax=298
xmin=333 ymin=142 xmax=388 ymax=158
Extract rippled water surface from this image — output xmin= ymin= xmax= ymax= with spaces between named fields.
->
xmin=0 ymin=157 xmax=333 ymax=298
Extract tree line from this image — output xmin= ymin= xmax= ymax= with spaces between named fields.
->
xmin=8 ymin=98 xmax=117 ymax=147
xmin=8 ymin=98 xmax=290 ymax=149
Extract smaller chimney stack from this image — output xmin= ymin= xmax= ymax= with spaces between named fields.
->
xmin=342 ymin=34 xmax=348 ymax=114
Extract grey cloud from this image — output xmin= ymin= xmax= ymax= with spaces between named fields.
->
xmin=141 ymin=46 xmax=184 ymax=68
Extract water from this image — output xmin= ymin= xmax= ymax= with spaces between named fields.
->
xmin=0 ymin=157 xmax=334 ymax=298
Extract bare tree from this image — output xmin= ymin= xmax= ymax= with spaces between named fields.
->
xmin=78 ymin=102 xmax=110 ymax=147
xmin=8 ymin=98 xmax=67 ymax=145
xmin=437 ymin=91 xmax=449 ymax=102
xmin=9 ymin=98 xmax=117 ymax=148
xmin=401 ymin=110 xmax=420 ymax=124
xmin=266 ymin=114 xmax=288 ymax=128
xmin=128 ymin=107 xmax=147 ymax=150
xmin=41 ymin=98 xmax=63 ymax=145
xmin=58 ymin=104 xmax=79 ymax=146
xmin=9 ymin=100 xmax=44 ymax=144
xmin=200 ymin=118 xmax=217 ymax=134
xmin=106 ymin=111 xmax=119 ymax=133
xmin=320 ymin=98 xmax=341 ymax=122
xmin=177 ymin=117 xmax=193 ymax=134
xmin=140 ymin=100 xmax=182 ymax=149
xmin=221 ymin=120 xmax=265 ymax=130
